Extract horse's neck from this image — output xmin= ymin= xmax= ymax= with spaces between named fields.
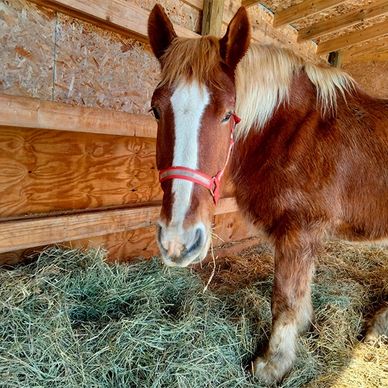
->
xmin=232 ymin=74 xmax=384 ymax=176
xmin=235 ymin=71 xmax=318 ymax=143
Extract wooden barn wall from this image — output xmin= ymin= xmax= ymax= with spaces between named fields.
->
xmin=343 ymin=61 xmax=388 ymax=99
xmin=0 ymin=127 xmax=160 ymax=217
xmin=0 ymin=0 xmax=359 ymax=263
xmin=227 ymin=1 xmax=320 ymax=62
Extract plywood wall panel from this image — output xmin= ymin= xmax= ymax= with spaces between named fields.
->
xmin=131 ymin=0 xmax=201 ymax=33
xmin=0 ymin=127 xmax=161 ymax=218
xmin=70 ymin=226 xmax=159 ymax=261
xmin=0 ymin=0 xmax=55 ymax=99
xmin=0 ymin=211 xmax=259 ymax=265
xmin=213 ymin=211 xmax=257 ymax=244
xmin=53 ymin=13 xmax=160 ymax=114
xmin=342 ymin=61 xmax=388 ymax=99
xmin=225 ymin=1 xmax=320 ymax=63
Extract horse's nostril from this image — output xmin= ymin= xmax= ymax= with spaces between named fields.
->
xmin=187 ymin=226 xmax=204 ymax=254
xmin=157 ymin=223 xmax=167 ymax=253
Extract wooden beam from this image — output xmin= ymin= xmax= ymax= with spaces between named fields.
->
xmin=341 ymin=39 xmax=388 ymax=63
xmin=298 ymin=0 xmax=388 ymax=42
xmin=241 ymin=0 xmax=260 ymax=8
xmin=0 ymin=94 xmax=157 ymax=138
xmin=317 ymin=20 xmax=388 ymax=54
xmin=30 ymin=0 xmax=198 ymax=41
xmin=0 ymin=205 xmax=159 ymax=253
xmin=273 ymin=0 xmax=347 ymax=28
xmin=0 ymin=198 xmax=239 ymax=253
xmin=182 ymin=0 xmax=203 ymax=10
xmin=202 ymin=0 xmax=225 ymax=35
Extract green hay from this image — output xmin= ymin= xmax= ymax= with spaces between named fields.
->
xmin=0 ymin=242 xmax=387 ymax=387
xmin=1 ymin=248 xmax=256 ymax=388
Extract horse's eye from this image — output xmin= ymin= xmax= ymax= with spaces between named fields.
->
xmin=150 ymin=107 xmax=161 ymax=120
xmin=222 ymin=112 xmax=232 ymax=123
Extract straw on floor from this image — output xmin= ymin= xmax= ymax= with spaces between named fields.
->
xmin=0 ymin=242 xmax=387 ymax=387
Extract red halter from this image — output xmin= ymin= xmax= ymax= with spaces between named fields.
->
xmin=159 ymin=113 xmax=241 ymax=205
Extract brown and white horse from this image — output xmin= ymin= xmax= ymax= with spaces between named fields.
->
xmin=148 ymin=5 xmax=388 ymax=384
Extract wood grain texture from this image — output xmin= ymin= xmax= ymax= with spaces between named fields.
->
xmin=182 ymin=0 xmax=204 ymax=10
xmin=0 ymin=198 xmax=239 ymax=254
xmin=317 ymin=20 xmax=388 ymax=54
xmin=343 ymin=60 xmax=388 ymax=98
xmin=241 ymin=0 xmax=261 ymax=8
xmin=202 ymin=0 xmax=225 ymax=36
xmin=341 ymin=36 xmax=388 ymax=64
xmin=0 ymin=205 xmax=160 ymax=253
xmin=30 ymin=0 xmax=198 ymax=41
xmin=0 ymin=94 xmax=157 ymax=138
xmin=273 ymin=0 xmax=347 ymax=27
xmin=0 ymin=127 xmax=161 ymax=217
xmin=213 ymin=211 xmax=257 ymax=244
xmin=71 ymin=226 xmax=159 ymax=261
xmin=297 ymin=0 xmax=388 ymax=42
xmin=131 ymin=0 xmax=202 ymax=32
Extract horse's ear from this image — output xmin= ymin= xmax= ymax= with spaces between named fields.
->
xmin=219 ymin=7 xmax=251 ymax=71
xmin=148 ymin=4 xmax=177 ymax=62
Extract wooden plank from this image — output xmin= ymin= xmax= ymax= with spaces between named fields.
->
xmin=273 ymin=0 xmax=347 ymax=28
xmin=213 ymin=211 xmax=257 ymax=244
xmin=202 ymin=0 xmax=225 ymax=36
xmin=0 ymin=205 xmax=159 ymax=253
xmin=182 ymin=0 xmax=204 ymax=10
xmin=30 ymin=0 xmax=198 ymax=41
xmin=298 ymin=0 xmax=388 ymax=42
xmin=241 ymin=0 xmax=260 ymax=8
xmin=0 ymin=94 xmax=157 ymax=138
xmin=0 ymin=127 xmax=160 ymax=217
xmin=0 ymin=197 xmax=238 ymax=253
xmin=71 ymin=226 xmax=159 ymax=261
xmin=341 ymin=39 xmax=388 ymax=63
xmin=317 ymin=21 xmax=388 ymax=54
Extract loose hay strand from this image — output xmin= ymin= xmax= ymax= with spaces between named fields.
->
xmin=203 ymin=240 xmax=217 ymax=294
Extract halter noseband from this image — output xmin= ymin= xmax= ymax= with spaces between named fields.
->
xmin=159 ymin=113 xmax=241 ymax=205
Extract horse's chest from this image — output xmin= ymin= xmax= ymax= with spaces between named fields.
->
xmin=231 ymin=148 xmax=288 ymax=223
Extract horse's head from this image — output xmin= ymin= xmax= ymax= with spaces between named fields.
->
xmin=148 ymin=5 xmax=250 ymax=267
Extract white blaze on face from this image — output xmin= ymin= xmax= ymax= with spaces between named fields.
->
xmin=169 ymin=81 xmax=210 ymax=228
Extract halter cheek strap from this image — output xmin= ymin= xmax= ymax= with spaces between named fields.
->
xmin=159 ymin=113 xmax=241 ymax=205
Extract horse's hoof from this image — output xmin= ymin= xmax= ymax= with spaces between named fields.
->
xmin=252 ymin=356 xmax=289 ymax=385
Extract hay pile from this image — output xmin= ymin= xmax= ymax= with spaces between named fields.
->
xmin=0 ymin=242 xmax=387 ymax=387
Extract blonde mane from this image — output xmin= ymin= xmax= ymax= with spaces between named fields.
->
xmin=236 ymin=44 xmax=355 ymax=138
xmin=160 ymin=39 xmax=355 ymax=139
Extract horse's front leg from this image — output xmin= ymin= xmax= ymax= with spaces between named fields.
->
xmin=253 ymin=232 xmax=316 ymax=384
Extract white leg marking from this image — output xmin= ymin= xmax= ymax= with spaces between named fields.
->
xmin=254 ymin=285 xmax=313 ymax=383
xmin=253 ymin=321 xmax=298 ymax=384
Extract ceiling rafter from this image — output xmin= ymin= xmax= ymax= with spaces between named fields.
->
xmin=241 ymin=0 xmax=261 ymax=7
xmin=317 ymin=20 xmax=388 ymax=54
xmin=273 ymin=0 xmax=347 ymax=28
xmin=298 ymin=0 xmax=388 ymax=42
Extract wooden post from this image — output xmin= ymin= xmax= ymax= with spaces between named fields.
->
xmin=201 ymin=0 xmax=225 ymax=36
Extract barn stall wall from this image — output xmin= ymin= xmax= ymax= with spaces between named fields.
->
xmin=1 ymin=0 xmax=383 ymax=264
xmin=2 ymin=0 xmax=280 ymax=263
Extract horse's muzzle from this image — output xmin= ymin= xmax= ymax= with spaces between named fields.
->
xmin=156 ymin=222 xmax=210 ymax=267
